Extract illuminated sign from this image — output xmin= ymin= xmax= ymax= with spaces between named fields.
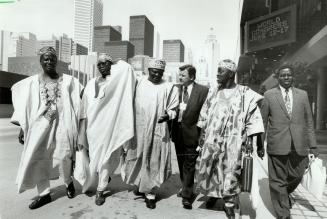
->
xmin=245 ymin=5 xmax=296 ymax=53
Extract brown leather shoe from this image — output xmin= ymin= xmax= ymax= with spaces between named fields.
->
xmin=29 ymin=194 xmax=52 ymax=209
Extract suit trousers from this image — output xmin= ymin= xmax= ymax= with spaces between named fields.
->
xmin=268 ymin=144 xmax=308 ymax=219
xmin=174 ymin=123 xmax=198 ymax=199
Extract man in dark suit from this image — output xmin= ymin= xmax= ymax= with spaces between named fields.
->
xmin=261 ymin=64 xmax=318 ymax=219
xmin=171 ymin=64 xmax=209 ymax=209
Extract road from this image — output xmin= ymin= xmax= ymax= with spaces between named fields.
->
xmin=0 ymin=118 xmax=326 ymax=219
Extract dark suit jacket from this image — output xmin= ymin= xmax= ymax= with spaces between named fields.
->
xmin=170 ymin=82 xmax=209 ymax=146
xmin=261 ymin=86 xmax=317 ymax=156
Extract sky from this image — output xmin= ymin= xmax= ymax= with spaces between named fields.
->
xmin=0 ymin=0 xmax=242 ymax=62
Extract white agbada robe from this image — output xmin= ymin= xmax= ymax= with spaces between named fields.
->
xmin=11 ymin=74 xmax=82 ymax=193
xmin=122 ymin=77 xmax=179 ymax=193
xmin=79 ymin=60 xmax=136 ymax=191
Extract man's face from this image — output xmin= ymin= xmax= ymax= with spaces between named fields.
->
xmin=97 ymin=60 xmax=112 ymax=76
xmin=217 ymin=67 xmax=232 ymax=85
xmin=278 ymin=68 xmax=293 ymax=89
xmin=179 ymin=69 xmax=193 ymax=86
xmin=148 ymin=68 xmax=164 ymax=84
xmin=40 ymin=53 xmax=57 ymax=73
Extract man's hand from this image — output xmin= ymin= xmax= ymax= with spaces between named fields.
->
xmin=196 ymin=146 xmax=203 ymax=152
xmin=18 ymin=128 xmax=24 ymax=145
xmin=158 ymin=112 xmax=169 ymax=123
xmin=309 ymin=147 xmax=319 ymax=159
xmin=257 ymin=146 xmax=265 ymax=160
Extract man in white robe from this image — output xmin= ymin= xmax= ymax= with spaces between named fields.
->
xmin=122 ymin=58 xmax=179 ymax=209
xmin=78 ymin=53 xmax=136 ymax=206
xmin=11 ymin=47 xmax=82 ymax=209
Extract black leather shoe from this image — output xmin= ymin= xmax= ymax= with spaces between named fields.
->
xmin=133 ymin=189 xmax=145 ymax=196
xmin=29 ymin=194 xmax=52 ymax=209
xmin=145 ymin=197 xmax=156 ymax=209
xmin=95 ymin=191 xmax=105 ymax=206
xmin=66 ymin=182 xmax=75 ymax=199
xmin=206 ymin=197 xmax=218 ymax=208
xmin=223 ymin=205 xmax=235 ymax=219
xmin=182 ymin=198 xmax=192 ymax=209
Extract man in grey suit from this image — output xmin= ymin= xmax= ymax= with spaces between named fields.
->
xmin=170 ymin=64 xmax=209 ymax=209
xmin=261 ymin=64 xmax=318 ymax=219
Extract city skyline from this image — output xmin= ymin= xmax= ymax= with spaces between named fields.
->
xmin=0 ymin=0 xmax=242 ymax=62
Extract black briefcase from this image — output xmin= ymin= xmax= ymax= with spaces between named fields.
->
xmin=241 ymin=153 xmax=253 ymax=192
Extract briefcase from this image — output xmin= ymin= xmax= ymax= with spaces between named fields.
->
xmin=241 ymin=153 xmax=253 ymax=192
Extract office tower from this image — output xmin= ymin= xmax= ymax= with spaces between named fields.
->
xmin=154 ymin=31 xmax=160 ymax=58
xmin=9 ymin=32 xmax=37 ymax=57
xmin=74 ymin=0 xmax=103 ymax=52
xmin=163 ymin=39 xmax=185 ymax=62
xmin=94 ymin=26 xmax=122 ymax=53
xmin=72 ymin=42 xmax=88 ymax=55
xmin=0 ymin=30 xmax=12 ymax=71
xmin=204 ymin=28 xmax=219 ymax=80
xmin=129 ymin=15 xmax=154 ymax=56
xmin=112 ymin=26 xmax=122 ymax=34
xmin=103 ymin=41 xmax=134 ymax=61
xmin=59 ymin=34 xmax=73 ymax=63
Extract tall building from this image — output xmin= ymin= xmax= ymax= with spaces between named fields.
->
xmin=72 ymin=42 xmax=88 ymax=55
xmin=0 ymin=30 xmax=12 ymax=71
xmin=103 ymin=41 xmax=134 ymax=62
xmin=74 ymin=0 xmax=103 ymax=52
xmin=204 ymin=28 xmax=219 ymax=80
xmin=154 ymin=31 xmax=160 ymax=58
xmin=59 ymin=34 xmax=73 ymax=63
xmin=94 ymin=26 xmax=122 ymax=53
xmin=185 ymin=47 xmax=193 ymax=64
xmin=9 ymin=32 xmax=37 ymax=57
xmin=112 ymin=25 xmax=122 ymax=34
xmin=195 ymin=56 xmax=210 ymax=86
xmin=163 ymin=39 xmax=185 ymax=62
xmin=129 ymin=15 xmax=154 ymax=56
xmin=38 ymin=39 xmax=60 ymax=55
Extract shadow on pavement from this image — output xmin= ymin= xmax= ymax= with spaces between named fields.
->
xmin=156 ymin=173 xmax=181 ymax=201
xmin=259 ymin=178 xmax=276 ymax=217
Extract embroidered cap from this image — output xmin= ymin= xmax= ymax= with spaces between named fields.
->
xmin=148 ymin=58 xmax=166 ymax=70
xmin=38 ymin=46 xmax=57 ymax=57
xmin=218 ymin=59 xmax=237 ymax=72
xmin=98 ymin=53 xmax=113 ymax=63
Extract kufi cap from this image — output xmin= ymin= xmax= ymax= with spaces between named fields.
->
xmin=148 ymin=58 xmax=166 ymax=70
xmin=38 ymin=46 xmax=57 ymax=57
xmin=218 ymin=59 xmax=237 ymax=72
xmin=98 ymin=53 xmax=113 ymax=63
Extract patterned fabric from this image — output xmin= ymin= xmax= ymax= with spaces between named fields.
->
xmin=183 ymin=86 xmax=189 ymax=103
xmin=195 ymin=84 xmax=264 ymax=198
xmin=284 ymin=89 xmax=292 ymax=117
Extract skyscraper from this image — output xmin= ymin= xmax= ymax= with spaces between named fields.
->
xmin=103 ymin=41 xmax=134 ymax=62
xmin=74 ymin=0 xmax=103 ymax=52
xmin=0 ymin=30 xmax=12 ymax=71
xmin=153 ymin=31 xmax=160 ymax=58
xmin=8 ymin=32 xmax=37 ymax=58
xmin=93 ymin=26 xmax=122 ymax=53
xmin=129 ymin=15 xmax=154 ymax=56
xmin=163 ymin=39 xmax=185 ymax=62
xmin=204 ymin=28 xmax=219 ymax=80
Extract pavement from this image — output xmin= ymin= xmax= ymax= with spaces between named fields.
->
xmin=0 ymin=118 xmax=327 ymax=219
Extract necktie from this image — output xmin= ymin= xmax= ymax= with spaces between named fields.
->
xmin=183 ymin=86 xmax=189 ymax=103
xmin=284 ymin=89 xmax=292 ymax=117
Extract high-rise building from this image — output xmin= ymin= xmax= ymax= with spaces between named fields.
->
xmin=195 ymin=56 xmax=210 ymax=86
xmin=74 ymin=0 xmax=103 ymax=52
xmin=38 ymin=39 xmax=60 ymax=54
xmin=72 ymin=42 xmax=88 ymax=55
xmin=0 ymin=30 xmax=12 ymax=71
xmin=103 ymin=41 xmax=134 ymax=61
xmin=129 ymin=15 xmax=154 ymax=56
xmin=154 ymin=31 xmax=160 ymax=58
xmin=112 ymin=26 xmax=122 ymax=34
xmin=94 ymin=26 xmax=122 ymax=53
xmin=185 ymin=47 xmax=193 ymax=64
xmin=204 ymin=28 xmax=219 ymax=80
xmin=163 ymin=39 xmax=185 ymax=62
xmin=59 ymin=34 xmax=73 ymax=63
xmin=9 ymin=32 xmax=37 ymax=57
